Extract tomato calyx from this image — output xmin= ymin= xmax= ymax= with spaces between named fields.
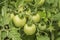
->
xmin=18 ymin=12 xmax=26 ymax=19
xmin=18 ymin=14 xmax=24 ymax=19
xmin=32 ymin=12 xmax=37 ymax=16
xmin=27 ymin=19 xmax=33 ymax=26
xmin=47 ymin=26 xmax=55 ymax=32
xmin=27 ymin=22 xmax=32 ymax=26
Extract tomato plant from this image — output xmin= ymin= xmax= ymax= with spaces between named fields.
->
xmin=0 ymin=0 xmax=60 ymax=40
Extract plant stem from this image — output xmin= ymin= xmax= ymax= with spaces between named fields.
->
xmin=0 ymin=30 xmax=1 ymax=40
xmin=51 ymin=32 xmax=54 ymax=40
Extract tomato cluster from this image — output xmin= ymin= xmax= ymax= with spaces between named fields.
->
xmin=11 ymin=11 xmax=41 ymax=35
xmin=1 ymin=0 xmax=60 ymax=40
xmin=9 ymin=0 xmax=52 ymax=36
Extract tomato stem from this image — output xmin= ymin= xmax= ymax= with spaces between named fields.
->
xmin=51 ymin=32 xmax=54 ymax=40
xmin=27 ymin=21 xmax=32 ymax=26
xmin=0 ymin=30 xmax=1 ymax=40
xmin=18 ymin=14 xmax=24 ymax=19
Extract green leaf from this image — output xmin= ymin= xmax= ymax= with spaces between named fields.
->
xmin=46 ymin=0 xmax=55 ymax=4
xmin=58 ymin=0 xmax=60 ymax=9
xmin=56 ymin=37 xmax=60 ymax=40
xmin=34 ymin=0 xmax=45 ymax=7
xmin=37 ymin=35 xmax=50 ymax=40
xmin=1 ymin=31 xmax=7 ymax=40
xmin=1 ymin=6 xmax=12 ymax=25
xmin=15 ymin=0 xmax=24 ymax=8
xmin=36 ymin=32 xmax=50 ymax=40
xmin=8 ymin=27 xmax=22 ymax=40
xmin=38 ymin=11 xmax=46 ymax=18
xmin=57 ymin=32 xmax=60 ymax=36
xmin=51 ymin=13 xmax=60 ymax=21
xmin=2 ymin=6 xmax=7 ymax=17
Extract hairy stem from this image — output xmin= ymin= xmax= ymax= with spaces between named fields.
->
xmin=51 ymin=32 xmax=54 ymax=40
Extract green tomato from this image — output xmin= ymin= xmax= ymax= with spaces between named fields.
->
xmin=24 ymin=24 xmax=36 ymax=35
xmin=38 ymin=23 xmax=46 ymax=30
xmin=13 ymin=15 xmax=26 ymax=27
xmin=32 ymin=14 xmax=40 ymax=23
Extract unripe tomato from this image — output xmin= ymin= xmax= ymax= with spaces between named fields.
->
xmin=32 ymin=14 xmax=40 ymax=23
xmin=38 ymin=23 xmax=46 ymax=30
xmin=24 ymin=24 xmax=36 ymax=35
xmin=13 ymin=15 xmax=26 ymax=27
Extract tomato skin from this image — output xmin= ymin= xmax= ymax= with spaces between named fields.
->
xmin=24 ymin=24 xmax=36 ymax=35
xmin=38 ymin=23 xmax=46 ymax=30
xmin=32 ymin=14 xmax=40 ymax=23
xmin=13 ymin=15 xmax=26 ymax=27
